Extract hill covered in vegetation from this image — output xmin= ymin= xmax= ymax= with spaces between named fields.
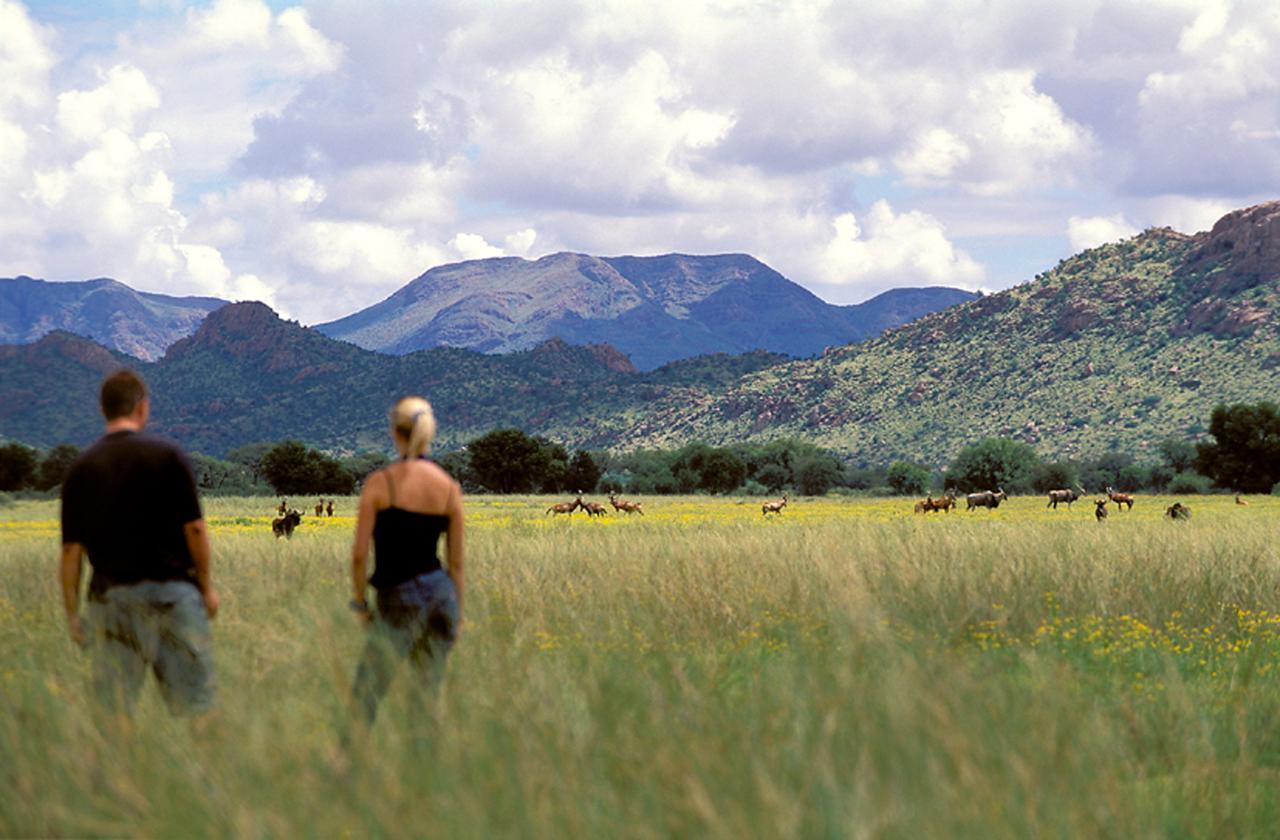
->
xmin=578 ymin=203 xmax=1280 ymax=465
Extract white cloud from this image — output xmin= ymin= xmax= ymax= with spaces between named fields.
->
xmin=1067 ymin=214 xmax=1141 ymax=251
xmin=449 ymin=232 xmax=505 ymax=261
xmin=819 ymin=200 xmax=984 ymax=291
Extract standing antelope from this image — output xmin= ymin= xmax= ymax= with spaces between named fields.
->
xmin=315 ymin=500 xmax=324 ymax=517
xmin=546 ymin=497 xmax=582 ymax=516
xmin=609 ymin=493 xmax=644 ymax=515
xmin=583 ymin=501 xmax=608 ymax=518
xmin=762 ymin=495 xmax=788 ymax=516
xmin=1094 ymin=499 xmax=1108 ymax=522
xmin=326 ymin=499 xmax=335 ymax=516
xmin=1047 ymin=486 xmax=1086 ymax=509
xmin=1105 ymin=486 xmax=1134 ymax=511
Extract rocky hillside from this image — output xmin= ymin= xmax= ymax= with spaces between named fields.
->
xmin=0 ymin=302 xmax=786 ymax=455
xmin=316 ymin=252 xmax=975 ymax=369
xmin=569 ymin=203 xmax=1280 ymax=464
xmin=0 ymin=276 xmax=227 ymax=361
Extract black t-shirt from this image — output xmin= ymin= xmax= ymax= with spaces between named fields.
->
xmin=61 ymin=431 xmax=203 ymax=598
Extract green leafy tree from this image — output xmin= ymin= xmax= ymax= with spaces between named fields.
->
xmin=435 ymin=450 xmax=475 ymax=489
xmin=564 ymin=451 xmax=602 ymax=494
xmin=0 ymin=442 xmax=39 ymax=491
xmin=794 ymin=455 xmax=841 ymax=496
xmin=886 ymin=461 xmax=930 ymax=496
xmin=342 ymin=451 xmax=392 ymax=485
xmin=947 ymin=438 xmax=1040 ymax=493
xmin=35 ymin=444 xmax=81 ymax=491
xmin=467 ymin=429 xmax=553 ymax=494
xmin=1030 ymin=461 xmax=1080 ymax=493
xmin=1194 ymin=402 xmax=1280 ymax=492
xmin=754 ymin=463 xmax=790 ymax=492
xmin=261 ymin=440 xmax=355 ymax=495
xmin=1157 ymin=438 xmax=1198 ymax=473
xmin=226 ymin=441 xmax=275 ymax=486
xmin=189 ymin=453 xmax=254 ymax=494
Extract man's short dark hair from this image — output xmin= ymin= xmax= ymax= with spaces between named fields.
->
xmin=100 ymin=369 xmax=148 ymax=420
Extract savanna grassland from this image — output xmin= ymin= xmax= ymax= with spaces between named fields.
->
xmin=2 ymin=493 xmax=1280 ymax=837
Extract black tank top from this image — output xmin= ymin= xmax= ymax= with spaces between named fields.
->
xmin=368 ymin=467 xmax=449 ymax=590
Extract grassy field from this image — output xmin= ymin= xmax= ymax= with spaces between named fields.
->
xmin=2 ymin=492 xmax=1279 ymax=837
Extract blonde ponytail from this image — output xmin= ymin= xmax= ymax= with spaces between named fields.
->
xmin=390 ymin=396 xmax=437 ymax=459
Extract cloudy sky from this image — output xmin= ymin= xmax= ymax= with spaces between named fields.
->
xmin=1 ymin=0 xmax=1277 ymax=323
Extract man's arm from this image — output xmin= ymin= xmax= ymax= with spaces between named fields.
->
xmin=183 ymin=519 xmax=218 ymax=618
xmin=60 ymin=542 xmax=86 ymax=646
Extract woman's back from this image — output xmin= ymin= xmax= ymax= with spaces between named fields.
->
xmin=368 ymin=460 xmax=457 ymax=589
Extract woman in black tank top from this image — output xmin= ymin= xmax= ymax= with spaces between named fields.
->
xmin=348 ymin=397 xmax=465 ymax=726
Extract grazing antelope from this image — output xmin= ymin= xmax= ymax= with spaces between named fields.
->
xmin=1047 ymin=486 xmax=1086 ymax=509
xmin=1166 ymin=502 xmax=1191 ymax=521
xmin=762 ymin=495 xmax=788 ymax=516
xmin=1236 ymin=495 xmax=1249 ymax=506
xmin=272 ymin=509 xmax=302 ymax=538
xmin=1105 ymin=486 xmax=1134 ymax=511
xmin=929 ymin=493 xmax=957 ymax=513
xmin=1094 ymin=499 xmax=1108 ymax=522
xmin=546 ymin=497 xmax=582 ymax=516
xmin=609 ymin=493 xmax=645 ymax=515
xmin=966 ymin=489 xmax=1007 ymax=511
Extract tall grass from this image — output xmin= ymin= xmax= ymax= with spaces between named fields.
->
xmin=2 ymin=494 xmax=1279 ymax=836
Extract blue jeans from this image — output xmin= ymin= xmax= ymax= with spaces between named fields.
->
xmin=87 ymin=580 xmax=216 ymax=715
xmin=353 ymin=570 xmax=459 ymax=723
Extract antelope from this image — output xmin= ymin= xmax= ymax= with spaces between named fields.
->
xmin=1166 ymin=502 xmax=1191 ymax=521
xmin=929 ymin=493 xmax=957 ymax=513
xmin=914 ymin=496 xmax=932 ymax=514
xmin=272 ymin=509 xmax=302 ymax=538
xmin=1105 ymin=486 xmax=1134 ymax=511
xmin=277 ymin=499 xmax=288 ymax=516
xmin=966 ymin=489 xmax=1007 ymax=511
xmin=1094 ymin=499 xmax=1108 ymax=522
xmin=1236 ymin=496 xmax=1249 ymax=506
xmin=583 ymin=501 xmax=609 ymax=518
xmin=314 ymin=500 xmax=324 ymax=517
xmin=1047 ymin=486 xmax=1086 ymax=509
xmin=546 ymin=497 xmax=582 ymax=516
xmin=609 ymin=493 xmax=644 ymax=515
xmin=326 ymin=499 xmax=335 ymax=516
xmin=762 ymin=495 xmax=788 ymax=516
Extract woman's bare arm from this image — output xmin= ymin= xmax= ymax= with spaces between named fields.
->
xmin=350 ymin=473 xmax=382 ymax=618
xmin=445 ymin=479 xmax=465 ymax=620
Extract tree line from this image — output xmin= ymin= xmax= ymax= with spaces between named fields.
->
xmin=2 ymin=402 xmax=1277 ymax=497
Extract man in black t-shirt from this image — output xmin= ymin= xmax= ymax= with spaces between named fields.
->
xmin=60 ymin=369 xmax=220 ymax=715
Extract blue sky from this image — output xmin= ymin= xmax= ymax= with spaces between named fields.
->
xmin=1 ymin=0 xmax=1276 ymax=323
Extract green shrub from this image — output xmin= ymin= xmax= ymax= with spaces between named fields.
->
xmin=1168 ymin=471 xmax=1211 ymax=494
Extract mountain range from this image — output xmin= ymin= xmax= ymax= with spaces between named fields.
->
xmin=0 ymin=276 xmax=227 ymax=361
xmin=315 ymin=252 xmax=977 ymax=369
xmin=2 ymin=256 xmax=975 ymax=371
xmin=1 ymin=202 xmax=1277 ymax=465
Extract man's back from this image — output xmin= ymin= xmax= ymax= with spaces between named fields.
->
xmin=61 ymin=431 xmax=202 ymax=598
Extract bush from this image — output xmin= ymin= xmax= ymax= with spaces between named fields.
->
xmin=1167 ymin=472 xmax=1211 ymax=495
xmin=1030 ymin=461 xmax=1079 ymax=493
xmin=794 ymin=456 xmax=841 ymax=496
xmin=1194 ymin=401 xmax=1280 ymax=493
xmin=0 ymin=442 xmax=39 ymax=491
xmin=739 ymin=480 xmax=768 ymax=496
xmin=261 ymin=441 xmax=355 ymax=496
xmin=886 ymin=461 xmax=930 ymax=496
xmin=947 ymin=438 xmax=1040 ymax=493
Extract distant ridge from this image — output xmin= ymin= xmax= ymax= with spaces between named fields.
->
xmin=0 ymin=276 xmax=228 ymax=361
xmin=316 ymin=252 xmax=977 ymax=369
